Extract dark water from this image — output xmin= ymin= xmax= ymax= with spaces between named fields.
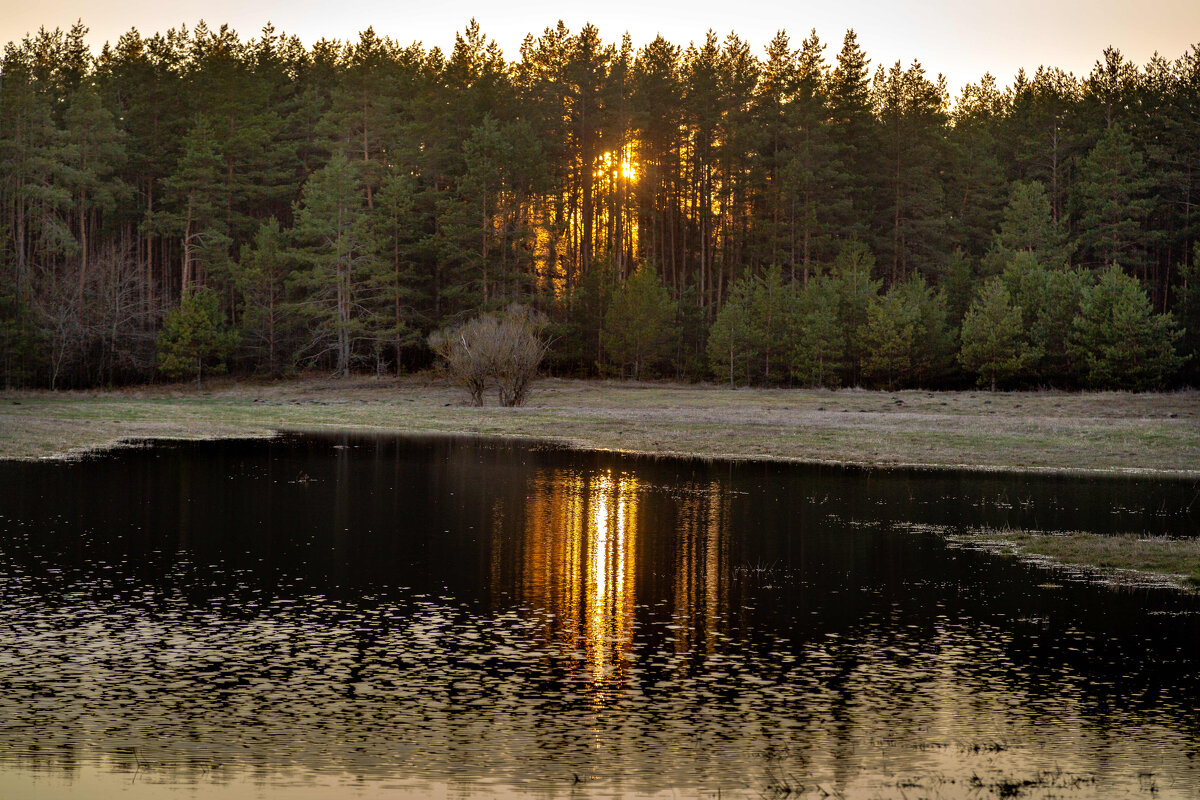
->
xmin=0 ymin=433 xmax=1198 ymax=799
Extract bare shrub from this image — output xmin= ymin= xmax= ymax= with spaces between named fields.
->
xmin=429 ymin=316 xmax=497 ymax=406
xmin=34 ymin=244 xmax=161 ymax=387
xmin=429 ymin=305 xmax=550 ymax=407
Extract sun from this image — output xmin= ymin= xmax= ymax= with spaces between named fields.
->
xmin=597 ymin=150 xmax=638 ymax=182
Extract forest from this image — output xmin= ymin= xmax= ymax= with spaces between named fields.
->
xmin=0 ymin=20 xmax=1197 ymax=390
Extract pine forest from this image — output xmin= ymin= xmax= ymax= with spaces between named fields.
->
xmin=1 ymin=20 xmax=1198 ymax=391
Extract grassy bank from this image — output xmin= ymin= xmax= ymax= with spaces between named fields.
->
xmin=949 ymin=529 xmax=1200 ymax=590
xmin=1 ymin=375 xmax=1198 ymax=477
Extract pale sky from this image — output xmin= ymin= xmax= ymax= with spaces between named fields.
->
xmin=3 ymin=0 xmax=1198 ymax=97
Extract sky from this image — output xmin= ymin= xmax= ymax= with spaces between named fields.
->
xmin=3 ymin=0 xmax=1199 ymax=97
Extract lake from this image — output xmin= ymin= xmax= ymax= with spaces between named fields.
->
xmin=0 ymin=433 xmax=1197 ymax=799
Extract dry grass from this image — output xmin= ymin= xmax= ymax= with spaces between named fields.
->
xmin=1 ymin=375 xmax=1197 ymax=477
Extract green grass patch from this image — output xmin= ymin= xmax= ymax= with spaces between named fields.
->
xmin=956 ymin=529 xmax=1200 ymax=589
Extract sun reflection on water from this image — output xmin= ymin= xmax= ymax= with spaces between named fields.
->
xmin=509 ymin=469 xmax=733 ymax=704
xmin=513 ymin=469 xmax=643 ymax=699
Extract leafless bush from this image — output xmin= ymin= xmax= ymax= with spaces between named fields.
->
xmin=429 ymin=317 xmax=495 ymax=406
xmin=33 ymin=244 xmax=161 ymax=387
xmin=429 ymin=305 xmax=550 ymax=407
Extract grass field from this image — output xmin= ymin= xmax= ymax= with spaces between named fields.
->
xmin=1 ymin=375 xmax=1198 ymax=477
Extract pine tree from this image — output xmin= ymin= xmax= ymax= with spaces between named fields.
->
xmin=291 ymin=151 xmax=373 ymax=377
xmin=1006 ymin=66 xmax=1081 ymax=224
xmin=235 ymin=217 xmax=293 ymax=374
xmin=946 ymin=74 xmax=1008 ymax=258
xmin=992 ymin=181 xmax=1072 ymax=265
xmin=790 ymin=279 xmax=844 ymax=387
xmin=860 ymin=275 xmax=953 ymax=387
xmin=825 ymin=30 xmax=877 ymax=245
xmin=62 ymin=85 xmax=128 ymax=295
xmin=157 ymin=287 xmax=237 ymax=384
xmin=706 ymin=275 xmax=753 ymax=386
xmin=1175 ymin=243 xmax=1200 ymax=385
xmin=161 ymin=117 xmax=230 ymax=293
xmin=745 ymin=265 xmax=795 ymax=383
xmin=826 ymin=239 xmax=882 ymax=384
xmin=1069 ymin=265 xmax=1184 ymax=389
xmin=602 ymin=264 xmax=677 ymax=379
xmin=367 ymin=169 xmax=423 ymax=374
xmin=872 ymin=60 xmax=951 ymax=283
xmin=999 ymin=252 xmax=1086 ymax=384
xmin=959 ymin=279 xmax=1039 ymax=389
xmin=861 ymin=286 xmax=916 ymax=389
xmin=1072 ymin=123 xmax=1153 ymax=270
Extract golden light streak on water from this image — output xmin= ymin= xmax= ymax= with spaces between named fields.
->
xmin=517 ymin=469 xmax=643 ymax=702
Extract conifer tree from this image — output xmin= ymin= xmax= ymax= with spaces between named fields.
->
xmin=872 ymin=60 xmax=951 ymax=283
xmin=368 ymin=170 xmax=422 ymax=374
xmin=992 ymin=181 xmax=1072 ymax=265
xmin=959 ymin=279 xmax=1039 ymax=389
xmin=1069 ymin=265 xmax=1184 ymax=389
xmin=790 ymin=280 xmax=844 ymax=387
xmin=1072 ymin=123 xmax=1153 ymax=270
xmin=157 ymin=286 xmax=237 ymax=384
xmin=161 ymin=117 xmax=229 ymax=293
xmin=825 ymin=30 xmax=876 ymax=244
xmin=235 ymin=217 xmax=293 ymax=374
xmin=1000 ymin=252 xmax=1086 ymax=383
xmin=826 ymin=239 xmax=882 ymax=384
xmin=291 ymin=151 xmax=373 ymax=377
xmin=62 ymin=85 xmax=128 ymax=295
xmin=861 ymin=275 xmax=952 ymax=387
xmin=706 ymin=276 xmax=753 ymax=386
xmin=602 ymin=264 xmax=677 ymax=379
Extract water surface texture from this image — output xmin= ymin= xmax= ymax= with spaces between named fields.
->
xmin=1 ymin=434 xmax=1198 ymax=799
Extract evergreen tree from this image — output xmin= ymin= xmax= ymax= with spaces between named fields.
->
xmin=157 ymin=287 xmax=237 ymax=383
xmin=62 ymin=85 xmax=128 ymax=295
xmin=1072 ymin=123 xmax=1153 ymax=270
xmin=1006 ymin=66 xmax=1081 ymax=224
xmin=860 ymin=275 xmax=953 ymax=387
xmin=601 ymin=264 xmax=677 ymax=379
xmin=161 ymin=116 xmax=229 ymax=293
xmin=745 ymin=265 xmax=795 ymax=383
xmin=871 ymin=60 xmax=951 ymax=283
xmin=235 ymin=217 xmax=293 ymax=374
xmin=826 ymin=239 xmax=882 ymax=384
xmin=367 ymin=169 xmax=423 ymax=374
xmin=992 ymin=181 xmax=1072 ymax=265
xmin=1069 ymin=265 xmax=1184 ymax=389
xmin=1000 ymin=252 xmax=1086 ymax=384
xmin=941 ymin=248 xmax=977 ymax=324
xmin=825 ymin=30 xmax=877 ymax=244
xmin=959 ymin=279 xmax=1039 ymax=389
xmin=946 ymin=74 xmax=1008 ymax=258
xmin=704 ymin=265 xmax=797 ymax=385
xmin=706 ymin=275 xmax=753 ymax=386
xmin=860 ymin=285 xmax=916 ymax=389
xmin=0 ymin=288 xmax=42 ymax=387
xmin=1175 ymin=243 xmax=1200 ymax=385
xmin=291 ymin=151 xmax=373 ymax=377
xmin=790 ymin=279 xmax=844 ymax=387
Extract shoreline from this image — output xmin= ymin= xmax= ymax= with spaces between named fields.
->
xmin=32 ymin=424 xmax=1200 ymax=485
xmin=2 ymin=375 xmax=1199 ymax=591
xmin=2 ymin=375 xmax=1198 ymax=479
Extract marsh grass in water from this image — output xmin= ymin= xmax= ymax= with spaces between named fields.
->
xmin=950 ymin=528 xmax=1200 ymax=589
